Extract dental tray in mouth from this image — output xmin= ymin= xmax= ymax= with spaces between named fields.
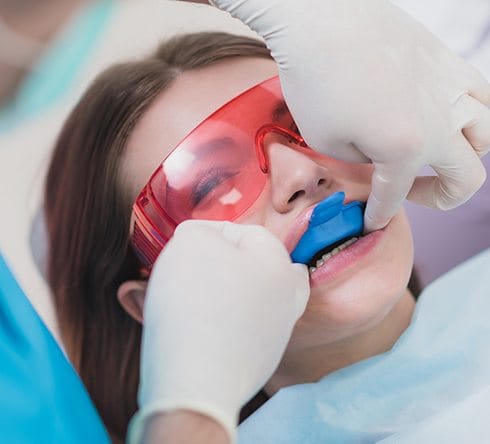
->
xmin=290 ymin=192 xmax=365 ymax=265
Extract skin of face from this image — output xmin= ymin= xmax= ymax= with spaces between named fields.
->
xmin=120 ymin=57 xmax=415 ymax=388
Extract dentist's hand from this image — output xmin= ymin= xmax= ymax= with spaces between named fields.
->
xmin=128 ymin=220 xmax=309 ymax=443
xmin=211 ymin=0 xmax=490 ymax=231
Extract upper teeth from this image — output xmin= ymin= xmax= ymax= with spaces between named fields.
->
xmin=309 ymin=237 xmax=359 ymax=274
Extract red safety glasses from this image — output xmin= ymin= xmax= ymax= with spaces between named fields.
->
xmin=131 ymin=75 xmax=312 ymax=271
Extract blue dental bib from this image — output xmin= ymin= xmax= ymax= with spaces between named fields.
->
xmin=290 ymin=192 xmax=365 ymax=265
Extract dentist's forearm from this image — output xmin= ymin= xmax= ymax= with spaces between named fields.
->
xmin=142 ymin=411 xmax=231 ymax=444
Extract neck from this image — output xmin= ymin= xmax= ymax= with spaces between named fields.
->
xmin=265 ymin=289 xmax=415 ymax=395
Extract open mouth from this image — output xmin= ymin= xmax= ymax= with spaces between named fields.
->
xmin=290 ymin=191 xmax=365 ymax=269
xmin=307 ymin=235 xmax=362 ymax=272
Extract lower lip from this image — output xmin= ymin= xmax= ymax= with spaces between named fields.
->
xmin=309 ymin=229 xmax=385 ymax=287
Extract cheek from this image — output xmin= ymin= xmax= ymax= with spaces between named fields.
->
xmin=234 ymin=182 xmax=277 ymax=228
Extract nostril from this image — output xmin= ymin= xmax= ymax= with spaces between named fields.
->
xmin=318 ymin=178 xmax=327 ymax=186
xmin=288 ymin=190 xmax=305 ymax=204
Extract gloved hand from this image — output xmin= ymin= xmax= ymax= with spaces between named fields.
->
xmin=211 ymin=0 xmax=490 ymax=231
xmin=128 ymin=220 xmax=309 ymax=443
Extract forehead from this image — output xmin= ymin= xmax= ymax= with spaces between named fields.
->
xmin=123 ymin=57 xmax=278 ymax=200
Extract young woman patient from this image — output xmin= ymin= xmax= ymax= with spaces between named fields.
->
xmin=44 ymin=32 xmax=418 ymax=442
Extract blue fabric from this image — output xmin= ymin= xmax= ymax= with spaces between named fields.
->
xmin=0 ymin=0 xmax=114 ymax=134
xmin=0 ymin=254 xmax=109 ymax=443
xmin=239 ymin=248 xmax=490 ymax=443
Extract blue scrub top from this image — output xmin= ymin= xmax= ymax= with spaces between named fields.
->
xmin=0 ymin=254 xmax=109 ymax=443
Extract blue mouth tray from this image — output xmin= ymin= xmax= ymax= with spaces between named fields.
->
xmin=290 ymin=192 xmax=365 ymax=265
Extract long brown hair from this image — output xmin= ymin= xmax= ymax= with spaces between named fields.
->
xmin=44 ymin=32 xmax=271 ymax=443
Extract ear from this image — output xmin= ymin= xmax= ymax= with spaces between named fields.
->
xmin=117 ymin=280 xmax=148 ymax=323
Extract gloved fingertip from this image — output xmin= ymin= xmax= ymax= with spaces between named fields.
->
xmin=220 ymin=221 xmax=258 ymax=248
xmin=291 ymin=263 xmax=310 ymax=316
xmin=174 ymin=219 xmax=217 ymax=237
xmin=363 ymin=196 xmax=394 ymax=233
xmin=481 ymin=80 xmax=490 ymax=106
xmin=362 ymin=208 xmax=376 ymax=233
xmin=223 ymin=223 xmax=282 ymax=253
xmin=363 ymin=213 xmax=389 ymax=234
xmin=291 ymin=263 xmax=309 ymax=280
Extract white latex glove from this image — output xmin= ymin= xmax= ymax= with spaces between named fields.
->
xmin=211 ymin=0 xmax=490 ymax=231
xmin=128 ymin=220 xmax=309 ymax=443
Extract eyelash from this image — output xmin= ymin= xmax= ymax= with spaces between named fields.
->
xmin=191 ymin=168 xmax=238 ymax=207
xmin=189 ymin=122 xmax=301 ymax=207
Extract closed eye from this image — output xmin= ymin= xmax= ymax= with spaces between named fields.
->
xmin=191 ymin=168 xmax=239 ymax=207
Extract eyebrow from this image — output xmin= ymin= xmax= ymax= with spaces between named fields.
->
xmin=192 ymin=137 xmax=238 ymax=156
xmin=187 ymin=100 xmax=290 ymax=157
xmin=271 ymin=100 xmax=290 ymax=122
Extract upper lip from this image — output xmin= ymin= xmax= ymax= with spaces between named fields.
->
xmin=284 ymin=195 xmax=361 ymax=255
xmin=284 ymin=204 xmax=317 ymax=254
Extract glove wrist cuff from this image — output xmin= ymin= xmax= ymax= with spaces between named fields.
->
xmin=128 ymin=399 xmax=237 ymax=444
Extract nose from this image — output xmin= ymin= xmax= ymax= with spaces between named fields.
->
xmin=264 ymin=134 xmax=332 ymax=213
